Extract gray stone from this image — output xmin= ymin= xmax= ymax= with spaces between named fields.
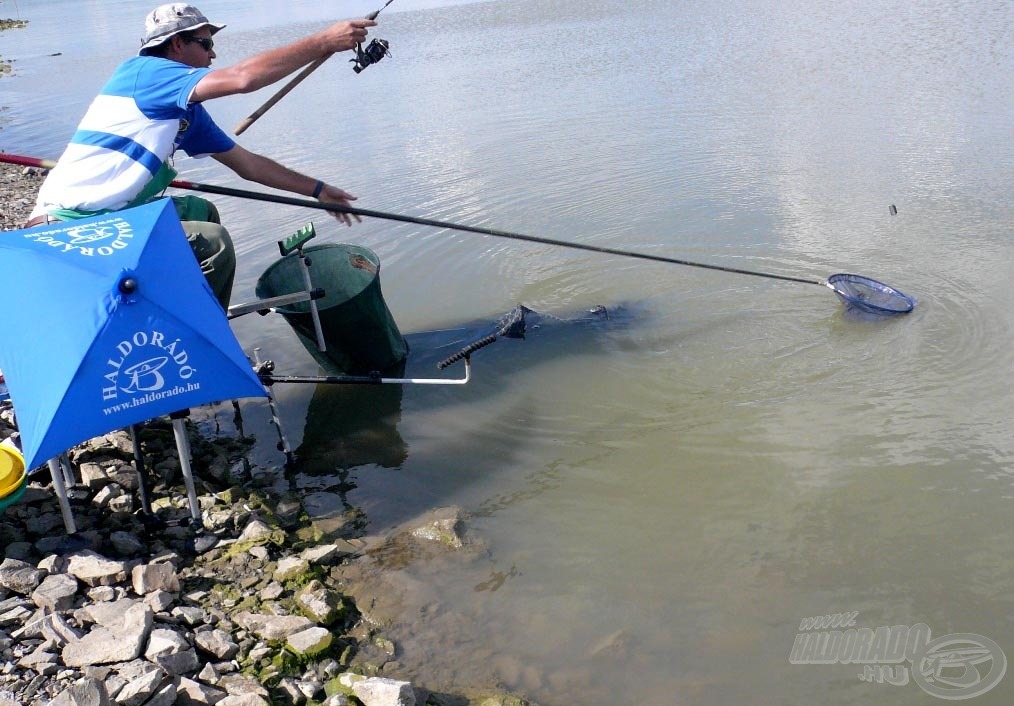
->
xmin=194 ymin=628 xmax=240 ymax=661
xmin=0 ymin=594 xmax=32 ymax=611
xmin=92 ymin=484 xmax=123 ymax=508
xmin=0 ymin=604 xmax=32 ymax=627
xmin=274 ymin=555 xmax=311 ymax=583
xmin=296 ymin=580 xmax=344 ymax=625
xmin=37 ymin=554 xmax=67 ymax=574
xmin=278 ymin=678 xmax=308 ymax=706
xmin=79 ymin=462 xmax=111 ymax=489
xmin=86 ymin=586 xmax=116 ymax=602
xmin=89 ymin=431 xmax=135 ymax=455
xmin=109 ymin=531 xmax=145 ymax=557
xmin=61 ymin=603 xmax=153 ymax=667
xmin=237 ymin=519 xmax=274 ymax=543
xmin=144 ymin=589 xmax=175 ymax=612
xmin=300 ymin=544 xmax=344 ymax=565
xmin=82 ymin=598 xmax=139 ymax=627
xmin=41 ymin=610 xmax=84 ymax=646
xmin=297 ymin=680 xmax=324 ymax=700
xmin=31 ymin=572 xmax=79 ymax=611
xmin=107 ymin=494 xmax=135 ymax=514
xmin=102 ymin=675 xmax=128 ymax=701
xmin=349 ymin=676 xmax=416 ymax=706
xmin=106 ymin=464 xmax=140 ymax=491
xmin=233 ymin=612 xmax=313 ymax=641
xmin=0 ymin=557 xmax=45 ymax=595
xmin=144 ymin=681 xmax=178 ymax=706
xmin=286 ymin=626 xmax=333 ymax=656
xmin=2 ymin=541 xmax=32 ymax=560
xmin=83 ymin=665 xmax=113 ymax=680
xmin=172 ymin=605 xmax=207 ymax=626
xmin=48 ymin=677 xmax=110 ymax=706
xmin=158 ymin=647 xmax=200 ymax=676
xmin=9 ymin=606 xmax=44 ymax=638
xmin=177 ymin=676 xmax=228 ymax=706
xmin=112 ymin=664 xmax=164 ymax=706
xmin=410 ymin=508 xmax=465 ymax=549
xmin=274 ymin=496 xmax=303 ymax=528
xmin=131 ymin=561 xmax=180 ymax=594
xmin=247 ymin=644 xmax=272 ymax=662
xmin=26 ymin=511 xmax=66 ymax=535
xmin=65 ymin=551 xmax=130 ymax=587
xmin=17 ymin=643 xmax=58 ymax=671
xmin=259 ymin=582 xmax=284 ymax=601
xmin=217 ymin=696 xmax=271 ymax=706
xmin=145 ymin=628 xmax=199 ymax=675
xmin=197 ymin=662 xmax=221 ymax=683
xmin=219 ymin=673 xmax=270 ymax=697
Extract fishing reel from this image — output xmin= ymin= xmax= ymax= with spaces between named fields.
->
xmin=351 ymin=38 xmax=391 ymax=74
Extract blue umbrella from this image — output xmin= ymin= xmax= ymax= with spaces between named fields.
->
xmin=0 ymin=198 xmax=267 ymax=473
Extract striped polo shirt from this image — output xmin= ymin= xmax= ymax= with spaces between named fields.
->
xmin=31 ymin=55 xmax=235 ymax=218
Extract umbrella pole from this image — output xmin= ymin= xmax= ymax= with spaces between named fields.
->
xmin=47 ymin=457 xmax=77 ymax=535
xmin=58 ymin=454 xmax=75 ymax=490
xmin=170 ymin=411 xmax=202 ymax=527
xmin=128 ymin=425 xmax=154 ymax=517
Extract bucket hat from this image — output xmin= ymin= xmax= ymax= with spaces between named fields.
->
xmin=139 ymin=4 xmax=225 ymax=55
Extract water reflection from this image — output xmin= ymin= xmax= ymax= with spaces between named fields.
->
xmin=297 ymin=382 xmax=408 ymax=473
xmin=289 ymin=302 xmax=630 ymax=478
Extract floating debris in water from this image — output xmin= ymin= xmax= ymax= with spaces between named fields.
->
xmin=889 ymin=204 xmax=898 ymax=216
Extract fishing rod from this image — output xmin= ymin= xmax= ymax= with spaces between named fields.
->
xmin=233 ymin=0 xmax=396 ymax=136
xmin=0 ymin=152 xmax=915 ymax=315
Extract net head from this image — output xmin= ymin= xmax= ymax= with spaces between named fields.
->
xmin=826 ymin=273 xmax=915 ymax=315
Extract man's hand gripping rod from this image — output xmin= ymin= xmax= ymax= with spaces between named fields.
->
xmin=233 ymin=1 xmax=395 ymax=136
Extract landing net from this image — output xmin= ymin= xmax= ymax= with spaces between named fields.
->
xmin=826 ymin=274 xmax=915 ymax=315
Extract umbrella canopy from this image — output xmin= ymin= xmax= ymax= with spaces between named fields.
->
xmin=0 ymin=198 xmax=267 ymax=471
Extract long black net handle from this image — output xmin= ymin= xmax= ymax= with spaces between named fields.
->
xmin=0 ymin=153 xmax=913 ymax=313
xmin=167 ymin=179 xmax=825 ymax=287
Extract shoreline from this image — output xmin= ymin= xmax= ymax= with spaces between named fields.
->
xmin=1 ymin=162 xmax=536 ymax=706
xmin=0 ymin=19 xmax=28 ymax=74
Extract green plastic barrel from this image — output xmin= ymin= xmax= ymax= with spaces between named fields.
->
xmin=255 ymin=243 xmax=409 ymax=374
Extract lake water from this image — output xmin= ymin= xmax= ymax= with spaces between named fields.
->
xmin=2 ymin=1 xmax=1013 ymax=704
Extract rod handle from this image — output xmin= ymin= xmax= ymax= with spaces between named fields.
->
xmin=437 ymin=333 xmax=498 ymax=369
xmin=232 ymin=7 xmax=384 ymax=136
xmin=234 ymin=55 xmax=331 ymax=136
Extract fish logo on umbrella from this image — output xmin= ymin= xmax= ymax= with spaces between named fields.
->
xmin=66 ymin=225 xmax=118 ymax=245
xmin=120 ymin=356 xmax=170 ymax=394
xmin=103 ymin=331 xmax=198 ymax=405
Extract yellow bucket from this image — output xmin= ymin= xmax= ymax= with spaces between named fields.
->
xmin=0 ymin=444 xmax=27 ymax=508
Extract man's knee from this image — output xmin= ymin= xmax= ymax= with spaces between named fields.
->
xmin=182 ymin=220 xmax=236 ymax=309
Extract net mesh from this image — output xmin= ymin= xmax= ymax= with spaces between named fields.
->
xmin=827 ymin=274 xmax=914 ymax=315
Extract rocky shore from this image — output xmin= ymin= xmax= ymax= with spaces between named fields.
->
xmin=0 ymin=19 xmax=27 ymax=75
xmin=0 ymin=162 xmax=536 ymax=706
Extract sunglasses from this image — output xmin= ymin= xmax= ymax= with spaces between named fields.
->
xmin=185 ymin=36 xmax=214 ymax=51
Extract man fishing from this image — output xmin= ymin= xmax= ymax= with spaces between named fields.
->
xmin=25 ymin=3 xmax=377 ymax=308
